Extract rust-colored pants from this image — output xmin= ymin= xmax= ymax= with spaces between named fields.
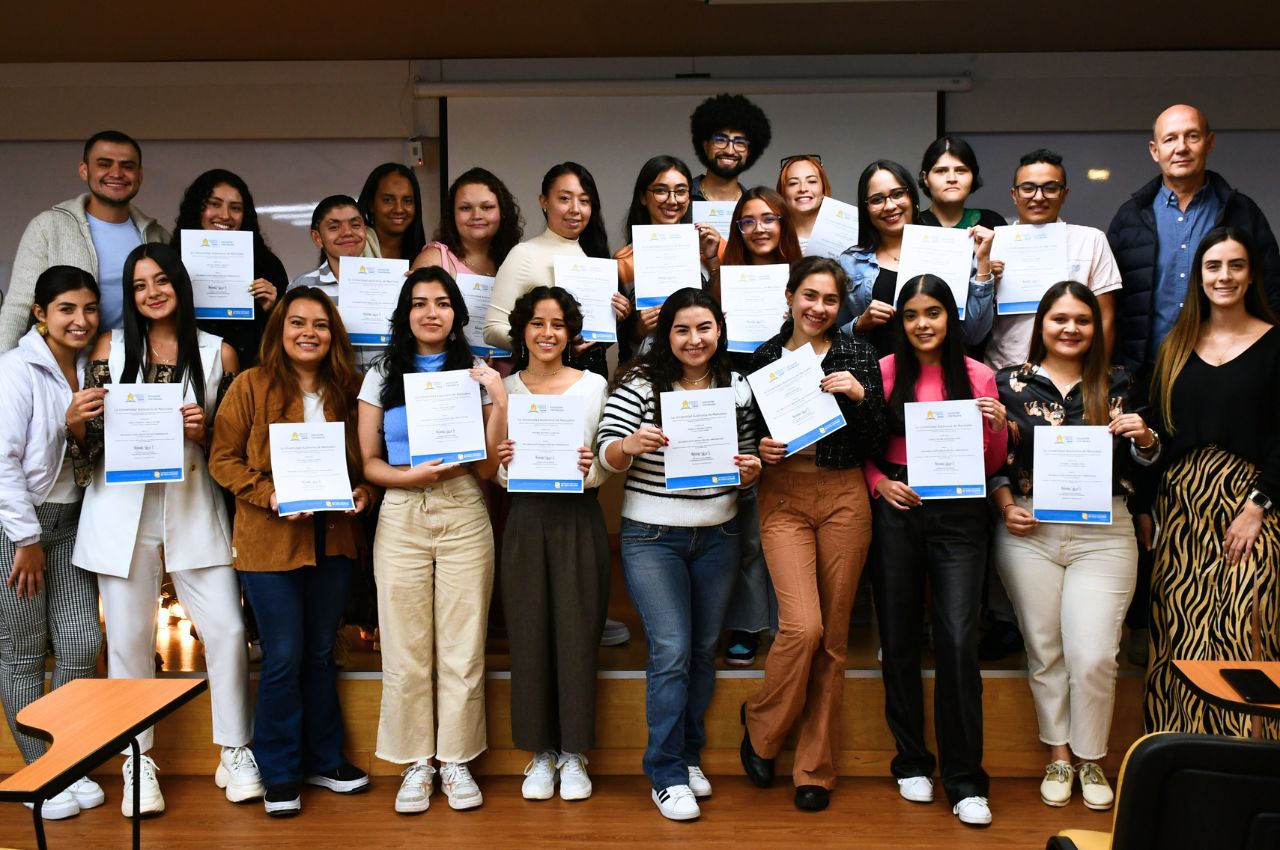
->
xmin=744 ymin=456 xmax=872 ymax=788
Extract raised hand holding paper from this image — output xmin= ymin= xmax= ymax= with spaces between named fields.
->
xmin=803 ymin=197 xmax=860 ymax=259
xmin=553 ymin=255 xmax=619 ymax=342
xmin=720 ymin=264 xmax=789 ymax=353
xmin=747 ymin=343 xmax=845 ymax=456
xmin=903 ymin=399 xmax=985 ymax=498
xmin=181 ymin=230 xmax=254 ymax=319
xmin=104 ymin=383 xmax=186 ymax=484
xmin=1032 ymin=425 xmax=1113 ymax=523
xmin=632 ymin=224 xmax=700 ymax=308
xmin=338 ymin=256 xmax=410 ymax=345
xmin=507 ymin=394 xmax=586 ymax=493
xmin=403 ymin=370 xmax=486 ymax=465
xmin=692 ymin=201 xmax=734 ymax=241
xmin=457 ymin=273 xmax=509 ymax=357
xmin=896 ymin=224 xmax=974 ymax=319
xmin=992 ymin=222 xmax=1069 ymax=315
xmin=661 ymin=387 xmax=740 ymax=490
xmin=269 ymin=422 xmax=355 ymax=515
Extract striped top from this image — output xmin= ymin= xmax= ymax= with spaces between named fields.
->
xmin=598 ymin=373 xmax=758 ymax=527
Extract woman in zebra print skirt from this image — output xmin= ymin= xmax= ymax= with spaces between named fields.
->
xmin=1146 ymin=225 xmax=1280 ymax=737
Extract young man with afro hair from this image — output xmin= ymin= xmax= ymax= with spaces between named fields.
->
xmin=689 ymin=94 xmax=773 ymax=203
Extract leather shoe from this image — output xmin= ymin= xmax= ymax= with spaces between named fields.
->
xmin=739 ymin=703 xmax=774 ymax=788
xmin=794 ymin=785 xmax=830 ymax=811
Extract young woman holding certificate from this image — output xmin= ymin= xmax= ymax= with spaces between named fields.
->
xmin=916 ymin=136 xmax=1007 ymax=232
xmin=1146 ymin=226 xmax=1280 ymax=739
xmin=209 ymin=287 xmax=377 ymax=816
xmin=861 ymin=274 xmax=1007 ymax=827
xmin=412 ymin=167 xmax=523 ymax=280
xmin=717 ymin=187 xmax=802 ymax=296
xmin=990 ymin=282 xmax=1156 ymax=810
xmin=597 ymin=287 xmax=762 ymax=821
xmin=494 ymin=286 xmax=610 ymax=802
xmin=739 ymin=256 xmax=887 ymax=812
xmin=0 ymin=267 xmax=106 ymax=820
xmin=357 ymin=267 xmax=507 ymax=813
xmin=73 ymin=243 xmax=260 ymax=816
xmin=776 ymin=155 xmax=832 ymax=252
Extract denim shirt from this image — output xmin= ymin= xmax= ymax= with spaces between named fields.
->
xmin=835 ymin=247 xmax=995 ymax=346
xmin=1150 ymin=184 xmax=1220 ymax=359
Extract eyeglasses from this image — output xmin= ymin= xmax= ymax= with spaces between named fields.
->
xmin=1013 ymin=181 xmax=1066 ymax=199
xmin=648 ymin=185 xmax=690 ymax=202
xmin=865 ymin=187 xmax=911 ymax=209
xmin=780 ymin=154 xmax=823 ymax=170
xmin=737 ymin=214 xmax=782 ymax=233
xmin=710 ymin=134 xmax=750 ymax=152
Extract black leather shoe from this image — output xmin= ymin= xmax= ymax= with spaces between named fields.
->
xmin=739 ymin=703 xmax=775 ymax=788
xmin=794 ymin=785 xmax=830 ymax=811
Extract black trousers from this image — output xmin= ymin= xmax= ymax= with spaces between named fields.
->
xmin=870 ymin=497 xmax=990 ymax=805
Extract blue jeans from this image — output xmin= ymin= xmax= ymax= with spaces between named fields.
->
xmin=620 ymin=517 xmax=740 ymax=789
xmin=239 ymin=528 xmax=353 ymax=787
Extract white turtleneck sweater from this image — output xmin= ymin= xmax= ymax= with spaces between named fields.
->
xmin=483 ymin=228 xmax=584 ymax=352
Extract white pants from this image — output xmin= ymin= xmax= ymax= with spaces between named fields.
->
xmin=994 ymin=495 xmax=1137 ymax=760
xmin=97 ymin=485 xmax=251 ymax=754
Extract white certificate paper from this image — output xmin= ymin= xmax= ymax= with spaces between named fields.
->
xmin=181 ymin=230 xmax=254 ymax=320
xmin=457 ymin=273 xmax=509 ymax=358
xmin=747 ymin=343 xmax=846 ymax=456
xmin=338 ymin=256 xmax=410 ymax=345
xmin=720 ymin=264 xmax=790 ymax=353
xmin=403 ymin=370 xmax=486 ymax=465
xmin=692 ymin=201 xmax=734 ymax=241
xmin=553 ymin=255 xmax=618 ymax=343
xmin=1032 ymin=425 xmax=1113 ymax=523
xmin=104 ymin=383 xmax=185 ymax=485
xmin=269 ymin=422 xmax=355 ymax=516
xmin=896 ymin=224 xmax=974 ymax=320
xmin=903 ymin=400 xmax=985 ymax=498
xmin=803 ymin=197 xmax=860 ymax=259
xmin=992 ymin=222 xmax=1069 ymax=315
xmin=661 ymin=387 xmax=740 ymax=490
xmin=632 ymin=224 xmax=701 ymax=308
xmin=507 ymin=394 xmax=586 ymax=493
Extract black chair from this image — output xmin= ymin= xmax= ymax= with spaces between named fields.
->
xmin=1046 ymin=732 xmax=1280 ymax=850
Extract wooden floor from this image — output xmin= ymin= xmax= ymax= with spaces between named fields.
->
xmin=0 ymin=774 xmax=1108 ymax=849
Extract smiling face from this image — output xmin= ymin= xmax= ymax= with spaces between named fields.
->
xmin=131 ymin=257 xmax=178 ymax=322
xmin=1150 ymin=105 xmax=1214 ymax=184
xmin=1040 ymin=293 xmax=1095 ymax=361
xmin=78 ymin=140 xmax=142 ymax=209
xmin=786 ymin=271 xmax=841 ymax=338
xmin=924 ymin=151 xmax=974 ymax=206
xmin=541 ymin=174 xmax=592 ymax=240
xmin=1200 ymin=238 xmax=1251 ymax=310
xmin=668 ymin=305 xmax=720 ymax=372
xmin=645 ymin=168 xmax=691 ymax=225
xmin=781 ymin=160 xmax=824 ymax=216
xmin=311 ymin=204 xmax=367 ymax=263
xmin=33 ymin=287 xmax=99 ymax=354
xmin=865 ymin=169 xmax=913 ymax=238
xmin=739 ymin=197 xmax=782 ymax=259
xmin=1012 ymin=161 xmax=1068 ymax=225
xmin=454 ymin=182 xmax=500 ymax=246
xmin=372 ymin=173 xmax=416 ymax=237
xmin=524 ymin=297 xmax=569 ymax=367
xmin=703 ymin=126 xmax=749 ymax=179
xmin=408 ymin=281 xmax=455 ymax=354
xmin=201 ymin=182 xmax=245 ymax=231
xmin=282 ymin=297 xmax=333 ymax=369
xmin=901 ymin=292 xmax=948 ymax=359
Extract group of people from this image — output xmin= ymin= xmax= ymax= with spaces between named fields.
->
xmin=0 ymin=93 xmax=1276 ymax=831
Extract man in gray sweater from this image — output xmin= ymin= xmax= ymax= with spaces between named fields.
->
xmin=0 ymin=130 xmax=168 ymax=351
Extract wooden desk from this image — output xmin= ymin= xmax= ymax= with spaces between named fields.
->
xmin=0 ymin=678 xmax=207 ymax=850
xmin=1173 ymin=660 xmax=1280 ymax=720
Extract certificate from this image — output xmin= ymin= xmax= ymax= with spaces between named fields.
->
xmin=692 ymin=201 xmax=734 ymax=241
xmin=661 ymin=387 xmax=740 ymax=490
xmin=553 ymin=256 xmax=618 ymax=343
xmin=632 ymin=224 xmax=701 ymax=308
xmin=507 ymin=394 xmax=586 ymax=493
xmin=720 ymin=264 xmax=789 ymax=353
xmin=403 ymin=370 xmax=486 ymax=465
xmin=268 ymin=422 xmax=355 ymax=515
xmin=1032 ymin=425 xmax=1113 ymax=523
xmin=992 ymin=222 xmax=1069 ymax=315
xmin=747 ymin=343 xmax=846 ymax=456
xmin=896 ymin=224 xmax=974 ymax=320
xmin=181 ymin=230 xmax=254 ymax=320
xmin=103 ymin=383 xmax=185 ymax=485
xmin=457 ymin=273 xmax=509 ymax=358
xmin=804 ymin=197 xmax=860 ymax=259
xmin=338 ymin=256 xmax=409 ymax=345
xmin=903 ymin=400 xmax=985 ymax=498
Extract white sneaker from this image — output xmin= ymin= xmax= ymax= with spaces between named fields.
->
xmin=67 ymin=776 xmax=105 ymax=809
xmin=521 ymin=752 xmax=557 ymax=800
xmin=440 ymin=761 xmax=483 ymax=810
xmin=953 ymin=795 xmax=992 ymax=825
xmin=24 ymin=789 xmax=79 ymax=820
xmin=1040 ymin=760 xmax=1073 ymax=807
xmin=558 ymin=753 xmax=592 ymax=801
xmin=898 ymin=775 xmax=934 ymax=803
xmin=651 ymin=784 xmax=700 ymax=821
xmin=121 ymin=754 xmax=164 ymax=817
xmin=686 ymin=765 xmax=712 ymax=799
xmin=600 ymin=618 xmax=631 ymax=646
xmin=1077 ymin=762 xmax=1114 ymax=811
xmin=215 ymin=746 xmax=266 ymax=802
xmin=395 ymin=761 xmax=435 ymax=814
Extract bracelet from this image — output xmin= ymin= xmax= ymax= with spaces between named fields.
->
xmin=975 ymin=272 xmax=995 ymax=283
xmin=619 ymin=439 xmax=633 ymax=458
xmin=1134 ymin=429 xmax=1160 ymax=452
xmin=1000 ymin=503 xmax=1018 ymax=516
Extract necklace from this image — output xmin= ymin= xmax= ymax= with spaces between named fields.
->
xmin=525 ymin=364 xmax=565 ymax=378
xmin=148 ymin=339 xmax=176 ymax=364
xmin=1201 ymin=331 xmax=1255 ymax=366
xmin=679 ymin=369 xmax=711 ymax=387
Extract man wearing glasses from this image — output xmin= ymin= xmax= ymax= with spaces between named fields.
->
xmin=985 ymin=149 xmax=1122 ymax=371
xmin=688 ymin=93 xmax=772 ymax=202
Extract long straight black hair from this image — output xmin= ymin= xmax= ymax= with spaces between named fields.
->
xmin=541 ymin=162 xmax=610 ymax=259
xmin=886 ymin=273 xmax=972 ymax=434
xmin=376 ymin=266 xmax=475 ymax=410
xmin=357 ymin=163 xmax=427 ymax=260
xmin=119 ymin=242 xmax=207 ymax=408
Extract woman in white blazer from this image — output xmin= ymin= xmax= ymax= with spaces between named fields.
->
xmin=73 ymin=243 xmax=261 ymax=817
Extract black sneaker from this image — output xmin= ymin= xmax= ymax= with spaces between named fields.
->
xmin=304 ymin=763 xmax=370 ymax=794
xmin=263 ymin=783 xmax=301 ymax=817
xmin=725 ymin=631 xmax=759 ymax=667
xmin=977 ymin=619 xmax=1024 ymax=661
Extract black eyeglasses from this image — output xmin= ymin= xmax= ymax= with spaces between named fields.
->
xmin=780 ymin=154 xmax=823 ymax=170
xmin=865 ymin=187 xmax=911 ymax=209
xmin=710 ymin=134 xmax=750 ymax=152
xmin=737 ymin=214 xmax=782 ymax=233
xmin=648 ymin=186 xmax=690 ymax=202
xmin=1013 ymin=181 xmax=1066 ymax=199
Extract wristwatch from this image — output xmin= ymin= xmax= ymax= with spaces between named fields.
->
xmin=1247 ymin=489 xmax=1273 ymax=512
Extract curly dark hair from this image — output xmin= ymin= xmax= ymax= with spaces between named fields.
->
xmin=507 ymin=286 xmax=584 ymax=370
xmin=375 ymin=266 xmax=476 ymax=410
xmin=172 ymin=169 xmax=273 ymax=257
xmin=433 ymin=166 xmax=524 ymax=268
xmin=689 ymin=93 xmax=773 ymax=172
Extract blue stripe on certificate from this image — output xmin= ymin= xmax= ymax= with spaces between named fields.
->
xmin=996 ymin=301 xmax=1040 ymax=315
xmin=469 ymin=344 xmax=511 ymax=358
xmin=195 ymin=306 xmax=253 ymax=319
xmin=278 ymin=498 xmax=355 ymax=514
xmin=508 ymin=479 xmax=585 ymax=493
xmin=785 ymin=414 xmax=846 ymax=455
xmin=411 ymin=449 xmax=485 ymax=465
xmin=914 ymin=484 xmax=987 ymax=498
xmin=581 ymin=330 xmax=617 ymax=343
xmin=636 ymin=296 xmax=666 ymax=308
xmin=727 ymin=340 xmax=766 ymax=353
xmin=349 ymin=332 xmax=391 ymax=345
xmin=1034 ymin=509 xmax=1112 ymax=523
xmin=105 ymin=468 xmax=184 ymax=484
xmin=666 ymin=471 xmax=740 ymax=490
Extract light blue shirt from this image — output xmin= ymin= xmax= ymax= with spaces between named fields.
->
xmin=1151 ymin=184 xmax=1219 ymax=359
xmin=86 ymin=213 xmax=143 ymax=332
